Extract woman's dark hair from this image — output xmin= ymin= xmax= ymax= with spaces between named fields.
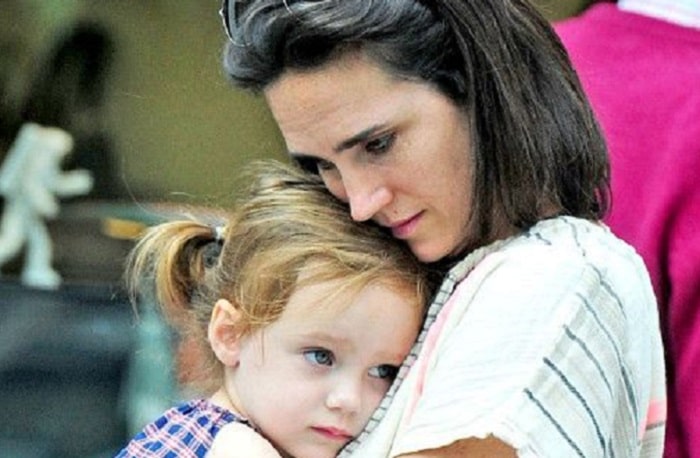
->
xmin=222 ymin=0 xmax=610 ymax=252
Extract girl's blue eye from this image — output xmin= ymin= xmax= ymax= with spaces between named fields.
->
xmin=303 ymin=349 xmax=335 ymax=366
xmin=365 ymin=133 xmax=395 ymax=155
xmin=368 ymin=364 xmax=400 ymax=380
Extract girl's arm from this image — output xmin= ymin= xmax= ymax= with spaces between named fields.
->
xmin=207 ymin=423 xmax=282 ymax=458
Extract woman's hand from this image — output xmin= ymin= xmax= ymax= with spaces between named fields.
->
xmin=397 ymin=436 xmax=517 ymax=458
xmin=207 ymin=423 xmax=282 ymax=458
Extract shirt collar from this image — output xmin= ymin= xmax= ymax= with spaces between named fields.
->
xmin=619 ymin=0 xmax=700 ymax=29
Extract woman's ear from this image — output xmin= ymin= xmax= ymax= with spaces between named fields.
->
xmin=208 ymin=299 xmax=243 ymax=367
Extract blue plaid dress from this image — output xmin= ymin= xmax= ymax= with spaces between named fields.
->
xmin=115 ymin=399 xmax=244 ymax=457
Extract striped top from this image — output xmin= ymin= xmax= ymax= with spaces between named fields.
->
xmin=339 ymin=216 xmax=666 ymax=457
xmin=619 ymin=0 xmax=700 ymax=28
xmin=115 ymin=399 xmax=243 ymax=458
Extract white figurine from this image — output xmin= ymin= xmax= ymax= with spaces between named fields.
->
xmin=0 ymin=123 xmax=93 ymax=289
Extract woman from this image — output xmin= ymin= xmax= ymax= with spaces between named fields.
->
xmin=219 ymin=1 xmax=666 ymax=456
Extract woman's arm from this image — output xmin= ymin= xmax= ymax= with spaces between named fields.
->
xmin=398 ymin=436 xmax=516 ymax=458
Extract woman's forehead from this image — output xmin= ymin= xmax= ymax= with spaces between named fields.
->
xmin=264 ymin=54 xmax=438 ymax=150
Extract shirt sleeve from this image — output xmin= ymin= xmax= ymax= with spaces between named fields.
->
xmin=391 ymin=245 xmax=646 ymax=457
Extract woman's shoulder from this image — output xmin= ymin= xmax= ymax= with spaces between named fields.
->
xmin=436 ymin=216 xmax=656 ymax=332
xmin=503 ymin=216 xmax=636 ymax=262
xmin=451 ymin=216 xmax=648 ymax=284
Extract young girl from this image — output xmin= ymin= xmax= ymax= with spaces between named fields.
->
xmin=115 ymin=161 xmax=436 ymax=458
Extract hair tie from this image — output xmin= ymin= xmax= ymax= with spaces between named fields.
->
xmin=202 ymin=226 xmax=225 ymax=268
xmin=214 ymin=225 xmax=225 ymax=242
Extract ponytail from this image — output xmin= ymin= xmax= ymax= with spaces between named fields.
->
xmin=126 ymin=220 xmax=222 ymax=329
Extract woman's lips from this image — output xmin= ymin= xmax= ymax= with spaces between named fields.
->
xmin=390 ymin=212 xmax=423 ymax=239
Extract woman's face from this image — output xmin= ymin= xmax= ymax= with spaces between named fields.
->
xmin=264 ymin=53 xmax=474 ymax=262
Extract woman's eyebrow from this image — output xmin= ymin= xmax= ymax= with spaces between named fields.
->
xmin=334 ymin=124 xmax=387 ymax=153
xmin=286 ymin=123 xmax=388 ymax=159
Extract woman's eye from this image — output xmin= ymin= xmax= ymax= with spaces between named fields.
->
xmin=368 ymin=364 xmax=400 ymax=380
xmin=293 ymin=156 xmax=337 ymax=176
xmin=316 ymin=158 xmax=336 ymax=172
xmin=364 ymin=133 xmax=395 ymax=155
xmin=293 ymin=156 xmax=322 ymax=175
xmin=303 ymin=349 xmax=335 ymax=366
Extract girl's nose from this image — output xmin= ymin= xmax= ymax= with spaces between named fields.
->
xmin=325 ymin=379 xmax=362 ymax=414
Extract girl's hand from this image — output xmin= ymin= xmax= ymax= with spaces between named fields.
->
xmin=207 ymin=422 xmax=282 ymax=458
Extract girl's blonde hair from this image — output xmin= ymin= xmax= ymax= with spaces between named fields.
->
xmin=126 ymin=160 xmax=436 ymax=393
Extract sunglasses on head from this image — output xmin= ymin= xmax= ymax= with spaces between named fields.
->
xmin=220 ymin=0 xmax=301 ymax=43
xmin=219 ymin=0 xmax=242 ymax=43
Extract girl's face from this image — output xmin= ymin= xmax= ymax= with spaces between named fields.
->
xmin=264 ymin=53 xmax=474 ymax=262
xmin=224 ymin=278 xmax=422 ymax=458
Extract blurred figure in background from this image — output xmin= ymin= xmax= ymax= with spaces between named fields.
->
xmin=0 ymin=123 xmax=93 ymax=289
xmin=0 ymin=20 xmax=123 ymax=200
xmin=556 ymin=2 xmax=700 ymax=457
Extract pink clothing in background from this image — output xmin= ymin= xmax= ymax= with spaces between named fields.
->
xmin=556 ymin=4 xmax=700 ymax=457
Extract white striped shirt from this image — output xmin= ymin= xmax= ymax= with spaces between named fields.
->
xmin=340 ymin=217 xmax=666 ymax=457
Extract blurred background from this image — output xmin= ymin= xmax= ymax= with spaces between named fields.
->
xmin=0 ymin=1 xmax=590 ymax=457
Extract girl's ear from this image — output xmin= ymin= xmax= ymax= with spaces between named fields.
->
xmin=208 ymin=299 xmax=243 ymax=367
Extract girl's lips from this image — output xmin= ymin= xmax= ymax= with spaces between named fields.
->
xmin=390 ymin=212 xmax=423 ymax=239
xmin=311 ymin=426 xmax=353 ymax=441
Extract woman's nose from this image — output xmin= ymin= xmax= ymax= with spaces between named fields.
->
xmin=342 ymin=174 xmax=392 ymax=222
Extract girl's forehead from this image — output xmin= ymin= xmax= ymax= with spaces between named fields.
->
xmin=284 ymin=276 xmax=419 ymax=323
xmin=266 ymin=278 xmax=418 ymax=333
